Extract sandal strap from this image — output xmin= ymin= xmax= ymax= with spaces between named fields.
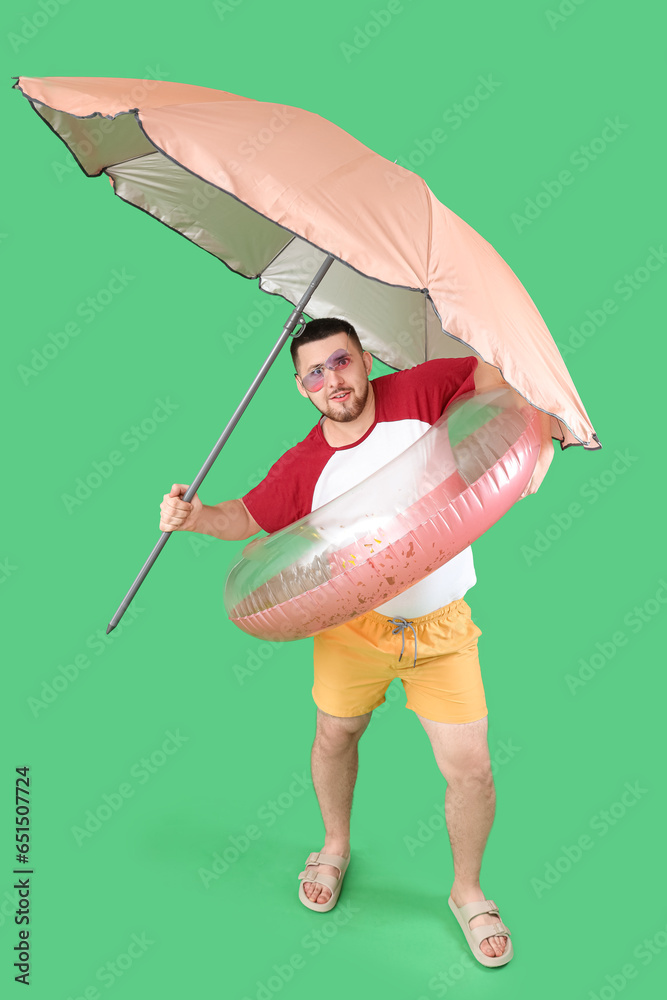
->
xmin=305 ymin=851 xmax=348 ymax=869
xmin=301 ymin=851 xmax=348 ymax=872
xmin=469 ymin=922 xmax=512 ymax=948
xmin=298 ymin=850 xmax=350 ymax=888
xmin=458 ymin=898 xmax=500 ymax=923
xmin=298 ymin=871 xmax=339 ymax=892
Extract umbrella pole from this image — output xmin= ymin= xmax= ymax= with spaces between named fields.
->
xmin=106 ymin=253 xmax=336 ymax=634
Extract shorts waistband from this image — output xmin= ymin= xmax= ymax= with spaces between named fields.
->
xmin=362 ymin=597 xmax=467 ymax=628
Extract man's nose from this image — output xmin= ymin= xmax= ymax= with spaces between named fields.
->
xmin=325 ymin=367 xmax=347 ymax=388
xmin=325 ymin=368 xmax=345 ymax=385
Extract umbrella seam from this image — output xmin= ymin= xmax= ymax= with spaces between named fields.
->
xmin=259 ymin=234 xmax=299 ymax=277
xmin=131 ymin=113 xmax=429 ymax=295
xmin=421 ymin=176 xmax=433 ymax=292
xmin=421 ymin=178 xmax=433 ymax=364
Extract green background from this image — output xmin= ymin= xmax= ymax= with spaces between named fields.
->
xmin=3 ymin=0 xmax=665 ymax=997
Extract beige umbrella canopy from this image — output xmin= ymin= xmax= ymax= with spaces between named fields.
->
xmin=13 ymin=75 xmax=599 ymax=451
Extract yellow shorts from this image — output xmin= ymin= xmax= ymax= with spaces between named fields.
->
xmin=312 ymin=598 xmax=487 ymax=724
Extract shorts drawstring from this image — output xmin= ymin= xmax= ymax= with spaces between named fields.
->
xmin=387 ymin=617 xmax=418 ymax=668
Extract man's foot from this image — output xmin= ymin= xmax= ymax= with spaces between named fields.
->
xmin=302 ymin=845 xmax=350 ymax=905
xmin=449 ymin=884 xmax=509 ymax=959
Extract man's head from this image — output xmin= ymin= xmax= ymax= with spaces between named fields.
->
xmin=292 ymin=318 xmax=373 ymax=423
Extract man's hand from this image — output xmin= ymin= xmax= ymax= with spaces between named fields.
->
xmin=160 ymin=483 xmax=203 ymax=532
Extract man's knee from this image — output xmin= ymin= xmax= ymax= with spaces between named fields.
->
xmin=453 ymin=754 xmax=494 ymax=782
xmin=445 ymin=748 xmax=494 ymax=785
xmin=421 ymin=714 xmax=493 ymax=782
xmin=315 ymin=707 xmax=372 ymax=743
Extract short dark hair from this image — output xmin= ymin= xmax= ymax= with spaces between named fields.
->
xmin=290 ymin=317 xmax=363 ymax=371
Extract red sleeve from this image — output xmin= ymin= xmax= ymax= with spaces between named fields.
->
xmin=241 ymin=427 xmax=329 ymax=535
xmin=378 ymin=356 xmax=478 ymax=424
xmin=242 ymin=450 xmax=305 ymax=535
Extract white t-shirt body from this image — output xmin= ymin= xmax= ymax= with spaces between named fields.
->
xmin=243 ymin=357 xmax=479 ymax=619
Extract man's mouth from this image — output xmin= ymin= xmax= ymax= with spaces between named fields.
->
xmin=330 ymin=390 xmax=351 ymax=400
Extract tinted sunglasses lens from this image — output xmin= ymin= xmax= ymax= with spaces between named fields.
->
xmin=302 ymin=370 xmax=324 ymax=391
xmin=330 ymin=351 xmax=351 ymax=370
xmin=302 ymin=350 xmax=351 ymax=391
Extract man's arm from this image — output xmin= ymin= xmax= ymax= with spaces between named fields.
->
xmin=473 ymin=357 xmax=554 ymax=497
xmin=193 ymin=498 xmax=263 ymax=540
xmin=160 ymin=484 xmax=264 ymax=540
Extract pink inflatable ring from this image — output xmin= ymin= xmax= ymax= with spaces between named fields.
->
xmin=224 ymin=387 xmax=541 ymax=641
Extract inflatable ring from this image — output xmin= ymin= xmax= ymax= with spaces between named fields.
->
xmin=224 ymin=387 xmax=541 ymax=641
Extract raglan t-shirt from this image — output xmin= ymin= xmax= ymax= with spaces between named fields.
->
xmin=242 ymin=356 xmax=479 ymax=618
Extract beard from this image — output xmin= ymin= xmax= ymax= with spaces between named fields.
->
xmin=317 ymin=380 xmax=370 ymax=423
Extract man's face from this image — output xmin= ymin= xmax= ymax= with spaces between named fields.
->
xmin=294 ymin=332 xmax=373 ymax=423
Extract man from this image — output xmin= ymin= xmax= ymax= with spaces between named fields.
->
xmin=159 ymin=318 xmax=554 ymax=967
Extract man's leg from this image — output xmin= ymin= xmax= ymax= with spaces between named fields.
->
xmin=416 ymin=713 xmax=509 ymax=959
xmin=301 ymin=707 xmax=372 ymax=904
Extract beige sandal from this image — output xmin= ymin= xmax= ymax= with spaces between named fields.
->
xmin=448 ymin=896 xmax=513 ymax=967
xmin=298 ymin=851 xmax=350 ymax=912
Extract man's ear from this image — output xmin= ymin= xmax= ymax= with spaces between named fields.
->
xmin=363 ymin=350 xmax=373 ymax=376
xmin=294 ymin=371 xmax=308 ymax=399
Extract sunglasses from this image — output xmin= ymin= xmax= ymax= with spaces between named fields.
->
xmin=298 ymin=347 xmax=353 ymax=392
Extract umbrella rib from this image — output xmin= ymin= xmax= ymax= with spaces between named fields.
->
xmin=259 ymin=234 xmax=298 ymax=277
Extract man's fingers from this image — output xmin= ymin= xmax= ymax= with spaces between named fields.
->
xmin=163 ymin=496 xmax=191 ymax=509
xmin=161 ymin=484 xmax=198 ymax=532
xmin=160 ymin=495 xmax=193 ymax=533
xmin=160 ymin=508 xmax=189 ymax=530
xmin=162 ymin=493 xmax=192 ymax=510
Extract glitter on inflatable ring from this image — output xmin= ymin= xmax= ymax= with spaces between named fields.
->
xmin=224 ymin=386 xmax=542 ymax=641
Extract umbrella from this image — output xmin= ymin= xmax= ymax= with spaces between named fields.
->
xmin=12 ymin=75 xmax=601 ymax=631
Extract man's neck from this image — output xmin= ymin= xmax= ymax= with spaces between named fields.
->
xmin=321 ymin=381 xmax=376 ymax=448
